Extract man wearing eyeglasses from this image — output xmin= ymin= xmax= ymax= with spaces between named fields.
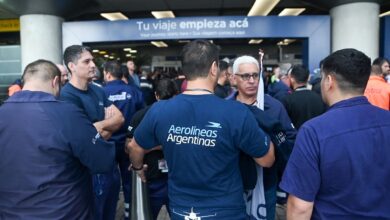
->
xmin=227 ymin=55 xmax=296 ymax=220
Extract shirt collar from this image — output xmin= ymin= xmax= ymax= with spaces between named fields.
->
xmin=328 ymin=96 xmax=369 ymax=110
xmin=106 ymin=79 xmax=125 ymax=86
xmin=229 ymin=91 xmax=270 ymax=110
xmin=5 ymin=90 xmax=57 ymax=103
xmin=369 ymin=75 xmax=386 ymax=82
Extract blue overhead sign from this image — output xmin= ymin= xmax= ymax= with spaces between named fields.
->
xmin=63 ymin=15 xmax=330 ymax=71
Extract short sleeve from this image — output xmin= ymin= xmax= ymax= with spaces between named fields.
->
xmin=279 ymin=125 xmax=320 ymax=202
xmin=133 ymin=105 xmax=160 ymax=150
xmin=238 ymin=110 xmax=270 ymax=158
xmin=65 ymin=105 xmax=116 ymax=174
xmin=127 ymin=107 xmax=148 ymax=138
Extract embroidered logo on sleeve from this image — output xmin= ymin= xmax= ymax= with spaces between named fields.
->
xmin=92 ymin=133 xmax=101 ymax=144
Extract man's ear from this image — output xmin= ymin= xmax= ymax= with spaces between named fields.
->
xmin=323 ymin=73 xmax=334 ymax=91
xmin=67 ymin=62 xmax=75 ymax=74
xmin=210 ymin=61 xmax=219 ymax=78
xmin=52 ymin=75 xmax=60 ymax=88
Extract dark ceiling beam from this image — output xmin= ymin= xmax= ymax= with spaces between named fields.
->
xmin=300 ymin=0 xmax=383 ymax=10
xmin=0 ymin=0 xmax=98 ymax=18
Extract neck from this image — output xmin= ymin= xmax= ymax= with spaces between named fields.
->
xmin=70 ymin=77 xmax=89 ymax=91
xmin=23 ymin=81 xmax=54 ymax=95
xmin=327 ymin=90 xmax=362 ymax=106
xmin=184 ymin=78 xmax=215 ymax=95
xmin=293 ymin=83 xmax=306 ymax=90
xmin=236 ymin=92 xmax=257 ymax=105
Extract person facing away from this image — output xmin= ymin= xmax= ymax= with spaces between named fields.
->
xmin=60 ymin=45 xmax=124 ymax=220
xmin=0 ymin=59 xmax=115 ymax=219
xmin=127 ymin=78 xmax=179 ymax=220
xmin=364 ymin=64 xmax=390 ymax=110
xmin=102 ymin=61 xmax=144 ymax=220
xmin=282 ymin=64 xmax=325 ymax=130
xmin=127 ymin=40 xmax=275 ymax=220
xmin=280 ymin=48 xmax=390 ymax=220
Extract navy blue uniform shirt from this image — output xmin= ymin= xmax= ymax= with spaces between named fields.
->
xmin=104 ymin=79 xmax=144 ymax=145
xmin=60 ymin=82 xmax=111 ymax=122
xmin=281 ymin=96 xmax=390 ymax=219
xmin=0 ymin=91 xmax=115 ymax=219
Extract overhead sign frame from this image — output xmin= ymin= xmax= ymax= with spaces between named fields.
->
xmin=63 ymin=16 xmax=331 ymax=72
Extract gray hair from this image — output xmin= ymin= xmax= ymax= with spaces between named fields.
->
xmin=232 ymin=55 xmax=259 ymax=74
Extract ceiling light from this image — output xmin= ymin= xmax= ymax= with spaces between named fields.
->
xmin=109 ymin=56 xmax=114 ymax=59
xmin=248 ymin=0 xmax=280 ymax=16
xmin=277 ymin=39 xmax=296 ymax=46
xmin=99 ymin=51 xmax=107 ymax=54
xmin=104 ymin=55 xmax=109 ymax=58
xmin=92 ymin=49 xmax=99 ymax=53
xmin=130 ymin=50 xmax=137 ymax=53
xmin=126 ymin=54 xmax=131 ymax=57
xmin=151 ymin=41 xmax=168 ymax=47
xmin=100 ymin=12 xmax=128 ymax=21
xmin=279 ymin=8 xmax=305 ymax=16
xmin=151 ymin=11 xmax=175 ymax=19
xmin=123 ymin=48 xmax=132 ymax=51
xmin=249 ymin=39 xmax=263 ymax=44
xmin=379 ymin=11 xmax=390 ymax=17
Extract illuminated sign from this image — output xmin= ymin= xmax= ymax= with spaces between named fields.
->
xmin=0 ymin=19 xmax=20 ymax=32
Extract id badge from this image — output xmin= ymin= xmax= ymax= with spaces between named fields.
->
xmin=158 ymin=159 xmax=168 ymax=173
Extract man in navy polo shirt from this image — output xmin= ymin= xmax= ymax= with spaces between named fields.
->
xmin=0 ymin=60 xmax=115 ymax=219
xmin=127 ymin=40 xmax=275 ymax=220
xmin=103 ymin=61 xmax=144 ymax=219
xmin=280 ymin=48 xmax=390 ymax=219
xmin=60 ymin=45 xmax=124 ymax=220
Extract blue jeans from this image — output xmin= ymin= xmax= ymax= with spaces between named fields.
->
xmin=92 ymin=166 xmax=121 ymax=220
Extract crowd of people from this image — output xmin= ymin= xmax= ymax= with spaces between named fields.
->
xmin=1 ymin=40 xmax=390 ymax=220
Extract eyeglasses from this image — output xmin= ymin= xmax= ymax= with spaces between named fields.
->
xmin=235 ymin=72 xmax=260 ymax=81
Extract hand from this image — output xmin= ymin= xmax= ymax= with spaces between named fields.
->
xmin=105 ymin=106 xmax=115 ymax=119
xmin=93 ymin=121 xmax=104 ymax=134
xmin=128 ymin=164 xmax=148 ymax=182
xmin=100 ymin=130 xmax=111 ymax=140
xmin=93 ymin=122 xmax=111 ymax=140
xmin=259 ymin=49 xmax=264 ymax=62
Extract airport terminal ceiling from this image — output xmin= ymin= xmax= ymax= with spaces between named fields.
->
xmin=0 ymin=0 xmax=389 ymax=20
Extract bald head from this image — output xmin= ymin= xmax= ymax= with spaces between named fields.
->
xmin=22 ymin=59 xmax=61 ymax=96
xmin=56 ymin=64 xmax=69 ymax=85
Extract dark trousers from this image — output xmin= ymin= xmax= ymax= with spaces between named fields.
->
xmin=148 ymin=177 xmax=169 ymax=219
xmin=92 ymin=166 xmax=121 ymax=220
xmin=117 ymin=148 xmax=132 ymax=219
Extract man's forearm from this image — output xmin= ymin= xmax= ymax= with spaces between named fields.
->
xmin=128 ymin=139 xmax=145 ymax=169
xmin=103 ymin=112 xmax=124 ymax=132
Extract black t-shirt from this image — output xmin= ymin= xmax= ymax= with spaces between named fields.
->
xmin=283 ymin=88 xmax=326 ymax=129
xmin=214 ymin=84 xmax=230 ymax=98
xmin=127 ymin=105 xmax=167 ymax=181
